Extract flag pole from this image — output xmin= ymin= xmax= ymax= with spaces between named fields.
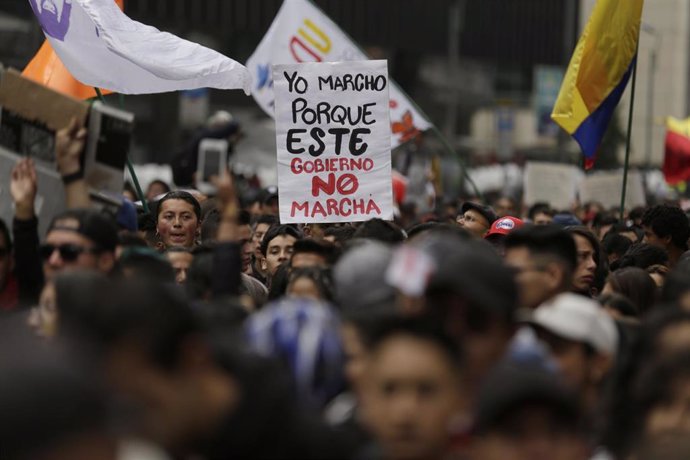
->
xmin=620 ymin=55 xmax=639 ymax=220
xmin=94 ymin=87 xmax=150 ymax=214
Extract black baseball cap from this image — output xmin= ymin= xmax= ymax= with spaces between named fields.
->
xmin=460 ymin=202 xmax=498 ymax=226
xmin=48 ymin=210 xmax=119 ymax=253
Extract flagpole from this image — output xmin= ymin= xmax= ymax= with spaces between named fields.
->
xmin=620 ymin=55 xmax=639 ymax=220
xmin=301 ymin=0 xmax=483 ymax=200
xmin=94 ymin=87 xmax=150 ymax=214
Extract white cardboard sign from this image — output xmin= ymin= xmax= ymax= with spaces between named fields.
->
xmin=273 ymin=60 xmax=393 ymax=223
xmin=524 ymin=161 xmax=583 ymax=211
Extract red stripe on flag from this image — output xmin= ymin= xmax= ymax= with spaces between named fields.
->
xmin=663 ymin=130 xmax=690 ymax=185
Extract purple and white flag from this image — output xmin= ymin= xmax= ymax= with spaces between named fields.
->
xmin=28 ymin=0 xmax=251 ymax=94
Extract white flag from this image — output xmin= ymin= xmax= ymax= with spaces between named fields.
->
xmin=27 ymin=0 xmax=251 ymax=95
xmin=247 ymin=0 xmax=433 ymax=149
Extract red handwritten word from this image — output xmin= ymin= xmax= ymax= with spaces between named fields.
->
xmin=291 ymin=198 xmax=381 ymax=218
xmin=291 ymin=157 xmax=374 ymax=174
xmin=312 ymin=173 xmax=358 ymax=197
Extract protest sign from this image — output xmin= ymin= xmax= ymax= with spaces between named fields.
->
xmin=524 ymin=162 xmax=582 ymax=211
xmin=247 ymin=0 xmax=432 ymax=149
xmin=273 ymin=60 xmax=393 ymax=223
xmin=579 ymin=170 xmax=646 ymax=209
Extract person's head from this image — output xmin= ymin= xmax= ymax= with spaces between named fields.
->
xmin=484 ymin=216 xmax=524 ymax=253
xmin=64 ymin=279 xmax=239 ymax=452
xmin=604 ymin=221 xmax=643 ymax=244
xmin=660 ymin=265 xmax=690 ymax=310
xmin=118 ymin=246 xmax=175 ymax=283
xmin=472 ymin=363 xmax=587 ymax=460
xmin=647 ymin=264 xmax=669 ymax=289
xmin=28 ymin=271 xmax=111 ymax=340
xmin=246 ymin=298 xmax=345 ymax=410
xmin=41 ymin=209 xmax=119 ymax=280
xmin=165 ymin=247 xmax=194 ymax=285
xmin=493 ymin=196 xmax=517 ymax=218
xmin=352 ymin=218 xmax=406 ymax=244
xmin=614 ymin=243 xmax=669 ymax=271
xmin=0 ymin=218 xmax=14 ymax=291
xmin=333 ymin=240 xmax=396 ymax=311
xmin=600 ymin=309 xmax=690 ymax=458
xmin=251 ymin=214 xmax=279 ymax=259
xmin=185 ymin=248 xmax=214 ymax=303
xmin=0 ymin=328 xmax=113 ymax=460
xmin=155 ymin=191 xmax=202 ymax=249
xmin=593 ymin=212 xmax=619 ymax=240
xmin=28 ymin=279 xmax=58 ymax=339
xmin=528 ymin=203 xmax=555 ymax=226
xmin=602 ymin=267 xmax=657 ymax=315
xmin=566 ymin=226 xmax=600 ymax=296
xmin=419 ymin=234 xmax=517 ymax=389
xmin=289 ymin=238 xmax=337 ymax=269
xmin=612 ymin=351 xmax=690 ymax=456
xmin=259 ymin=186 xmax=279 ymax=216
xmin=642 ymin=205 xmax=690 ymax=253
xmin=146 ymin=179 xmax=171 ymax=200
xmin=457 ymin=202 xmax=497 ymax=238
xmin=323 ymin=224 xmax=356 ymax=247
xmin=598 ymin=292 xmax=638 ymax=320
xmin=601 ymin=232 xmax=633 ymax=266
xmin=259 ymin=224 xmax=303 ymax=275
xmin=504 ymin=225 xmax=577 ymax=310
xmin=116 ymin=232 xmax=148 ymax=259
xmin=527 ymin=293 xmax=618 ymax=393
xmin=360 ymin=318 xmax=463 ymax=460
xmin=286 ymin=267 xmax=334 ymax=302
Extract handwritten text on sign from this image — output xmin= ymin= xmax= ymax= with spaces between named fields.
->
xmin=274 ymin=61 xmax=393 ymax=223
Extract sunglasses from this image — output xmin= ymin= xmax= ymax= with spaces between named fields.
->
xmin=39 ymin=244 xmax=99 ymax=262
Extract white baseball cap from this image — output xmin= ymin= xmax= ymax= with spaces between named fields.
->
xmin=528 ymin=293 xmax=618 ymax=355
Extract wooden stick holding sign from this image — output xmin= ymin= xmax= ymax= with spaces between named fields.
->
xmin=273 ymin=61 xmax=394 ymax=224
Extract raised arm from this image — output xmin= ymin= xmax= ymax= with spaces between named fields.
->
xmin=10 ymin=159 xmax=43 ymax=306
xmin=56 ymin=117 xmax=90 ymax=209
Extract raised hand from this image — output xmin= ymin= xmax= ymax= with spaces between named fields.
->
xmin=55 ymin=117 xmax=87 ymax=177
xmin=10 ymin=158 xmax=38 ymax=220
xmin=212 ymin=172 xmax=241 ymax=242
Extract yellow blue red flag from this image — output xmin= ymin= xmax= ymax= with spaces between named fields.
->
xmin=551 ymin=0 xmax=644 ymax=168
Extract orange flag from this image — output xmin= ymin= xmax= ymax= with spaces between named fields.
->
xmin=22 ymin=0 xmax=124 ymax=100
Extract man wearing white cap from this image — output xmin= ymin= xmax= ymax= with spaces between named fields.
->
xmin=526 ymin=292 xmax=618 ymax=414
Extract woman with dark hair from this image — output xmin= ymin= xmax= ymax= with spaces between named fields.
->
xmin=155 ymin=191 xmax=202 ymax=249
xmin=602 ymin=267 xmax=657 ymax=315
xmin=566 ymin=226 xmax=604 ymax=297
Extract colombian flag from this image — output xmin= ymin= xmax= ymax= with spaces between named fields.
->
xmin=663 ymin=117 xmax=690 ymax=185
xmin=551 ymin=0 xmax=644 ymax=169
xmin=22 ymin=0 xmax=124 ymax=100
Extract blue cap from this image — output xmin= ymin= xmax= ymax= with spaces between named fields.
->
xmin=552 ymin=212 xmax=581 ymax=227
xmin=117 ymin=198 xmax=138 ymax=232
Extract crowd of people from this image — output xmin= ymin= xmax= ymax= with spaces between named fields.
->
xmin=3 ymin=121 xmax=690 ymax=460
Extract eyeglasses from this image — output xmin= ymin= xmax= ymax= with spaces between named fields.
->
xmin=39 ymin=244 xmax=99 ymax=262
